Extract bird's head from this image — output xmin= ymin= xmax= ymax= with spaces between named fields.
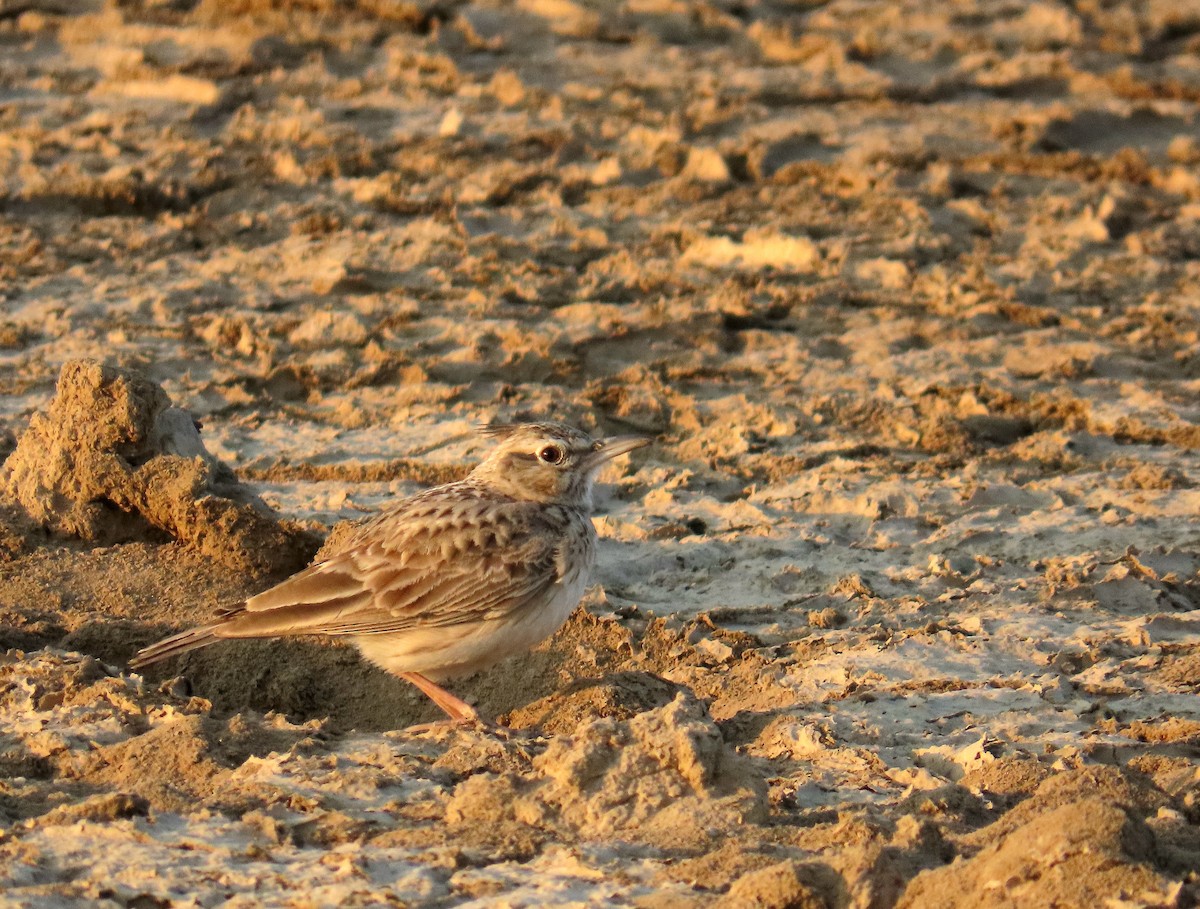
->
xmin=470 ymin=421 xmax=648 ymax=508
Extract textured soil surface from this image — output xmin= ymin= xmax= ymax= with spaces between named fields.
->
xmin=1 ymin=1 xmax=1200 ymax=906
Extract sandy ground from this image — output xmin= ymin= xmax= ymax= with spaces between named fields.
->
xmin=1 ymin=0 xmax=1199 ymax=906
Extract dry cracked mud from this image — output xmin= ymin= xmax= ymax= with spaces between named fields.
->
xmin=1 ymin=1 xmax=1199 ymax=906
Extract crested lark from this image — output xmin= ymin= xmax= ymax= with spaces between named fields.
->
xmin=130 ymin=422 xmax=648 ymax=724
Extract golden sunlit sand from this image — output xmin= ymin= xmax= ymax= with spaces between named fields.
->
xmin=0 ymin=2 xmax=1198 ymax=905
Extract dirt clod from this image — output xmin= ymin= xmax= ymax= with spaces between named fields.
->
xmin=2 ymin=360 xmax=317 ymax=574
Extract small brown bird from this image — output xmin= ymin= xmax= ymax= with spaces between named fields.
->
xmin=130 ymin=422 xmax=648 ymax=724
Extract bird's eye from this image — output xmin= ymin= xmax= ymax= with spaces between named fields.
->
xmin=538 ymin=445 xmax=565 ymax=464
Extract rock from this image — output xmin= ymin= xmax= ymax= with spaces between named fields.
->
xmin=898 ymin=767 xmax=1180 ymax=909
xmin=446 ymin=693 xmax=766 ymax=849
xmin=33 ymin=792 xmax=150 ymax=828
xmin=681 ymin=147 xmax=731 ymax=183
xmin=1 ymin=360 xmax=316 ymax=573
xmin=717 ymin=861 xmax=830 ymax=909
xmin=288 ymin=310 xmax=369 ymax=348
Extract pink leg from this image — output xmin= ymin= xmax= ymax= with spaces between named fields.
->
xmin=399 ymin=671 xmax=479 ymax=723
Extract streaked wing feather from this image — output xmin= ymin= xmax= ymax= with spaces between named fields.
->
xmin=243 ymin=560 xmax=367 ymax=613
xmin=330 ymin=563 xmax=558 ymax=635
xmin=214 ymin=501 xmax=561 ymax=640
xmin=217 ymin=589 xmax=377 ymax=638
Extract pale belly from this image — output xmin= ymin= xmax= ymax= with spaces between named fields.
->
xmin=350 ymin=566 xmax=590 ymax=682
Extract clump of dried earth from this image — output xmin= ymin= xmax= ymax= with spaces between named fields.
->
xmin=2 ymin=1 xmax=1200 ymax=906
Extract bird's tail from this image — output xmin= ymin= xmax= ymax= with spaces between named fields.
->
xmin=129 ymin=623 xmax=223 ymax=671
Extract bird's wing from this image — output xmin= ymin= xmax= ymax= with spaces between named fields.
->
xmin=214 ymin=499 xmax=564 ymax=640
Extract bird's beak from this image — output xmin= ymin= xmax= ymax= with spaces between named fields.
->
xmin=585 ymin=435 xmax=650 ymax=469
